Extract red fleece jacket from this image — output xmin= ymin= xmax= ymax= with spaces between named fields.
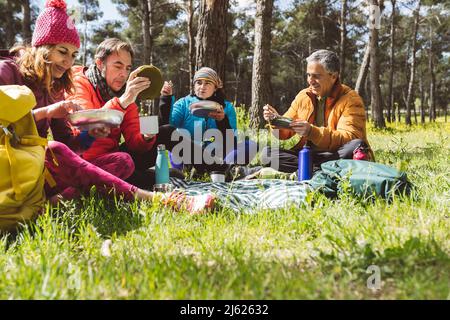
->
xmin=65 ymin=65 xmax=156 ymax=161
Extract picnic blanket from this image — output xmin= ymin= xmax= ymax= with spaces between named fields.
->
xmin=170 ymin=178 xmax=312 ymax=213
xmin=170 ymin=160 xmax=411 ymax=213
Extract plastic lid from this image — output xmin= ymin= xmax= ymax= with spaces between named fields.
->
xmin=136 ymin=65 xmax=164 ymax=100
xmin=157 ymin=144 xmax=166 ymax=151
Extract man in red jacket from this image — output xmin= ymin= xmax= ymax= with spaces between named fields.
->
xmin=66 ymin=38 xmax=181 ymax=190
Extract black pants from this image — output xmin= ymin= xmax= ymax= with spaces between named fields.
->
xmin=260 ymin=139 xmax=366 ymax=173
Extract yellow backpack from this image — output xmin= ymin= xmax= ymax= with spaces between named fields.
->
xmin=0 ymin=85 xmax=48 ymax=232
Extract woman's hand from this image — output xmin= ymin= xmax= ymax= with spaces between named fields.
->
xmin=40 ymin=101 xmax=81 ymax=120
xmin=161 ymin=81 xmax=173 ymax=96
xmin=263 ymin=104 xmax=279 ymax=121
xmin=208 ymin=109 xmax=225 ymax=121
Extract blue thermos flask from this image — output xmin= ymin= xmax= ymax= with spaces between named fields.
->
xmin=155 ymin=144 xmax=170 ymax=185
xmin=298 ymin=142 xmax=312 ymax=181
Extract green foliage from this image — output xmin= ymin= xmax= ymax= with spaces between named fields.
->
xmin=225 ymin=9 xmax=255 ymax=108
xmin=90 ymin=21 xmax=124 ymax=49
xmin=0 ymin=0 xmax=39 ymax=48
xmin=111 ymin=0 xmax=180 ymax=65
xmin=67 ymin=0 xmax=103 ymax=64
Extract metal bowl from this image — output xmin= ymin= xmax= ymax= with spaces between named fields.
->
xmin=189 ymin=100 xmax=223 ymax=118
xmin=271 ymin=116 xmax=293 ymax=129
xmin=67 ymin=109 xmax=124 ymax=130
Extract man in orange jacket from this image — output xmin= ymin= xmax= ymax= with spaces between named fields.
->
xmin=66 ymin=38 xmax=181 ymax=189
xmin=262 ymin=49 xmax=373 ymax=173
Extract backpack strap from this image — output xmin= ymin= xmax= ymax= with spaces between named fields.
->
xmin=43 ymin=168 xmax=57 ymax=188
xmin=20 ymin=135 xmax=58 ymax=187
xmin=1 ymin=124 xmax=24 ymax=200
xmin=20 ymin=135 xmax=48 ymax=147
xmin=1 ymin=124 xmax=58 ymax=196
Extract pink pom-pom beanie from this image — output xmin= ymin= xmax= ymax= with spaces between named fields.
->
xmin=31 ymin=0 xmax=80 ymax=48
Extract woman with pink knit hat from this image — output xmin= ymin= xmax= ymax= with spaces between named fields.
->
xmin=0 ymin=0 xmax=215 ymax=213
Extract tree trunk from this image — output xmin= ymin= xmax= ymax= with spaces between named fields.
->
xmin=387 ymin=0 xmax=396 ymax=123
xmin=413 ymin=92 xmax=418 ymax=124
xmin=82 ymin=3 xmax=88 ymax=65
xmin=402 ymin=39 xmax=410 ymax=122
xmin=419 ymin=73 xmax=425 ymax=124
xmin=428 ymin=22 xmax=436 ymax=122
xmin=148 ymin=0 xmax=154 ymax=65
xmin=249 ymin=0 xmax=273 ymax=129
xmin=392 ymin=100 xmax=397 ymax=122
xmin=355 ymin=43 xmax=370 ymax=94
xmin=364 ymin=75 xmax=370 ymax=120
xmin=21 ymin=0 xmax=32 ymax=44
xmin=142 ymin=0 xmax=152 ymax=65
xmin=355 ymin=44 xmax=370 ymax=104
xmin=232 ymin=53 xmax=240 ymax=104
xmin=186 ymin=0 xmax=195 ymax=92
xmin=5 ymin=0 xmax=15 ymax=47
xmin=299 ymin=52 xmax=306 ymax=90
xmin=195 ymin=0 xmax=229 ymax=83
xmin=445 ymin=103 xmax=447 ymax=122
xmin=405 ymin=1 xmax=420 ymax=126
xmin=320 ymin=6 xmax=326 ymax=40
xmin=339 ymin=0 xmax=347 ymax=83
xmin=369 ymin=0 xmax=385 ymax=128
xmin=140 ymin=0 xmax=152 ymax=115
xmin=307 ymin=25 xmax=312 ymax=56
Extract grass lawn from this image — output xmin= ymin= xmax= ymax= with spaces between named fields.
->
xmin=0 ymin=119 xmax=449 ymax=299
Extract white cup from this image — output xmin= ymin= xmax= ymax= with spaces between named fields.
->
xmin=211 ymin=171 xmax=225 ymax=183
xmin=139 ymin=115 xmax=159 ymax=135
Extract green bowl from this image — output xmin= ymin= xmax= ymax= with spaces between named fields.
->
xmin=136 ymin=65 xmax=164 ymax=100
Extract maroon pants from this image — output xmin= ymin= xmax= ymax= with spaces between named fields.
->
xmin=44 ymin=141 xmax=138 ymax=201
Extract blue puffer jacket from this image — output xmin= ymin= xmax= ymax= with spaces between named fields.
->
xmin=160 ymin=95 xmax=237 ymax=143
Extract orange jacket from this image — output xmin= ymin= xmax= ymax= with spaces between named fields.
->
xmin=65 ymin=65 xmax=156 ymax=161
xmin=276 ymin=81 xmax=371 ymax=152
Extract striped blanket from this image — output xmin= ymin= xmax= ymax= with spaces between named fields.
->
xmin=170 ymin=178 xmax=312 ymax=213
xmin=168 ymin=160 xmax=409 ymax=213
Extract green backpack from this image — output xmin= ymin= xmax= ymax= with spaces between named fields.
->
xmin=309 ymin=160 xmax=412 ymax=199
